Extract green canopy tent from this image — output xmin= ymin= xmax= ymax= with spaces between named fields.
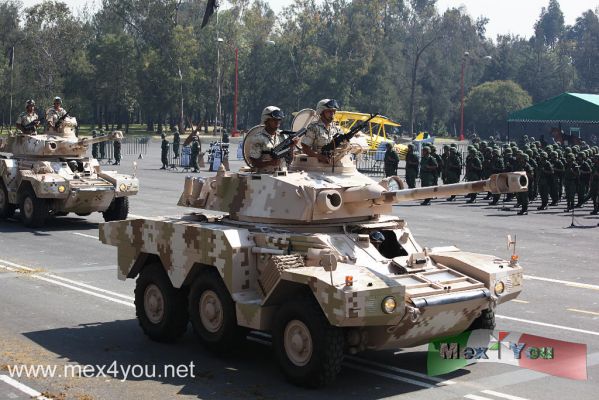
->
xmin=507 ymin=92 xmax=599 ymax=143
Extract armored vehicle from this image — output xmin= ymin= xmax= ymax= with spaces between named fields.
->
xmin=0 ymin=117 xmax=139 ymax=227
xmin=100 ymin=145 xmax=527 ymax=387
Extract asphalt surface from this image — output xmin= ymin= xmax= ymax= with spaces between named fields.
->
xmin=0 ymin=141 xmax=597 ymax=400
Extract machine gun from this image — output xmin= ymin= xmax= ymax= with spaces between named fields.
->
xmin=268 ymin=128 xmax=307 ymax=159
xmin=21 ymin=118 xmax=44 ymax=132
xmin=320 ymin=113 xmax=379 ymax=156
xmin=53 ymin=108 xmax=74 ymax=130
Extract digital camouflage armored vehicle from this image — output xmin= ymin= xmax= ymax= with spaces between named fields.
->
xmin=100 ymin=136 xmax=527 ymax=387
xmin=0 ymin=116 xmax=139 ymax=227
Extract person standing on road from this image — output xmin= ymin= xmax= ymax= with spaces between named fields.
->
xmin=173 ymin=126 xmax=181 ymax=159
xmin=301 ymin=99 xmax=342 ymax=163
xmin=419 ymin=146 xmax=437 ymax=206
xmin=515 ymin=153 xmax=533 ymax=215
xmin=190 ymin=136 xmax=200 ymax=172
xmin=563 ymin=153 xmax=579 ymax=212
xmin=588 ymin=155 xmax=599 ymax=215
xmin=160 ymin=133 xmax=169 ymax=170
xmin=465 ymin=147 xmax=482 ymax=203
xmin=383 ymin=143 xmax=399 ymax=177
xmin=445 ymin=147 xmax=462 ymax=201
xmin=91 ymin=130 xmax=99 ymax=158
xmin=113 ymin=137 xmax=122 ymax=165
xmin=99 ymin=129 xmax=106 ymax=159
xmin=537 ymin=151 xmax=553 ymax=210
xmin=488 ymin=149 xmax=504 ymax=205
xmin=405 ymin=144 xmax=419 ymax=189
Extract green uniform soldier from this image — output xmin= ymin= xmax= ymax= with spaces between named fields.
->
xmin=576 ymin=152 xmax=591 ymax=207
xmin=441 ymin=145 xmax=450 ymax=184
xmin=445 ymin=147 xmax=462 ymax=201
xmin=405 ymin=144 xmax=419 ymax=188
xmin=430 ymin=145 xmax=443 ymax=186
xmin=301 ymin=99 xmax=342 ymax=163
xmin=173 ymin=127 xmax=181 ymax=159
xmin=419 ymin=146 xmax=438 ymax=206
xmin=16 ymin=100 xmax=40 ymax=135
xmin=160 ymin=134 xmax=169 ymax=170
xmin=563 ymin=153 xmax=579 ymax=212
xmin=488 ymin=149 xmax=504 ymax=205
xmin=465 ymin=147 xmax=482 ymax=203
xmin=190 ymin=136 xmax=200 ymax=172
xmin=383 ymin=143 xmax=400 ymax=177
xmin=588 ymin=156 xmax=599 ymax=215
xmin=549 ymin=151 xmax=563 ymax=206
xmin=113 ymin=137 xmax=122 ymax=165
xmin=99 ymin=129 xmax=106 ymax=159
xmin=91 ymin=130 xmax=99 ymax=159
xmin=537 ymin=152 xmax=553 ymax=210
xmin=515 ymin=153 xmax=533 ymax=215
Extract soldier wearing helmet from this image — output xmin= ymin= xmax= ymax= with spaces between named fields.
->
xmin=246 ymin=106 xmax=295 ymax=173
xmin=563 ymin=153 xmax=579 ymax=212
xmin=46 ymin=96 xmax=68 ymax=131
xmin=301 ymin=98 xmax=343 ymax=163
xmin=405 ymin=144 xmax=419 ymax=188
xmin=16 ymin=99 xmax=39 ymax=134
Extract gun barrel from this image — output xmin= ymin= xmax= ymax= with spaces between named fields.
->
xmin=79 ymin=131 xmax=123 ymax=146
xmin=380 ymin=172 xmax=528 ymax=204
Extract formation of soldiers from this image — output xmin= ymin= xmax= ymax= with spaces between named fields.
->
xmin=409 ymin=136 xmax=599 ymax=216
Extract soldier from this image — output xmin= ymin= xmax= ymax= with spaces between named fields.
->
xmin=537 ymin=151 xmax=553 ymax=210
xmin=160 ymin=133 xmax=169 ymax=170
xmin=113 ymin=136 xmax=122 ymax=165
xmin=465 ymin=147 xmax=482 ymax=203
xmin=383 ymin=143 xmax=399 ymax=177
xmin=445 ymin=147 xmax=462 ymax=201
xmin=515 ymin=153 xmax=533 ymax=215
xmin=301 ymin=99 xmax=342 ymax=163
xmin=549 ymin=151 xmax=563 ymax=206
xmin=563 ymin=153 xmax=579 ymax=212
xmin=588 ymin=155 xmax=599 ymax=215
xmin=190 ymin=136 xmax=200 ymax=172
xmin=502 ymin=147 xmax=516 ymax=203
xmin=246 ymin=106 xmax=291 ymax=173
xmin=488 ymin=149 xmax=504 ymax=205
xmin=419 ymin=146 xmax=438 ymax=206
xmin=482 ymin=147 xmax=493 ymax=200
xmin=46 ymin=96 xmax=67 ymax=131
xmin=91 ymin=130 xmax=99 ymax=159
xmin=441 ymin=145 xmax=450 ymax=184
xmin=99 ymin=129 xmax=106 ymax=159
xmin=16 ymin=100 xmax=40 ymax=134
xmin=576 ymin=152 xmax=591 ymax=208
xmin=173 ymin=126 xmax=181 ymax=159
xmin=430 ymin=145 xmax=443 ymax=186
xmin=404 ymin=144 xmax=419 ymax=189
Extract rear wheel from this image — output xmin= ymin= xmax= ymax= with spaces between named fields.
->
xmin=134 ymin=263 xmax=188 ymax=342
xmin=468 ymin=308 xmax=496 ymax=331
xmin=273 ymin=297 xmax=344 ymax=388
xmin=19 ymin=187 xmax=49 ymax=228
xmin=0 ymin=182 xmax=16 ymax=220
xmin=103 ymin=197 xmax=129 ymax=222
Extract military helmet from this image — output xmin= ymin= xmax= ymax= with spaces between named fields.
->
xmin=53 ymin=96 xmax=62 ymax=103
xmin=450 ymin=143 xmax=457 ymax=148
xmin=540 ymin=151 xmax=548 ymax=158
xmin=450 ymin=146 xmax=457 ymax=152
xmin=407 ymin=144 xmax=414 ymax=150
xmin=369 ymin=231 xmax=385 ymax=244
xmin=492 ymin=148 xmax=500 ymax=155
xmin=504 ymin=148 xmax=512 ymax=154
xmin=26 ymin=99 xmax=35 ymax=106
xmin=567 ymin=153 xmax=575 ymax=160
xmin=261 ymin=106 xmax=284 ymax=124
xmin=316 ymin=98 xmax=339 ymax=115
xmin=523 ymin=154 xmax=530 ymax=161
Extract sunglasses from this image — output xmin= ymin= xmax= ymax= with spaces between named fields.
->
xmin=269 ymin=110 xmax=285 ymax=120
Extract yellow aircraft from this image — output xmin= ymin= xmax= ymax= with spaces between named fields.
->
xmin=334 ymin=111 xmax=408 ymax=158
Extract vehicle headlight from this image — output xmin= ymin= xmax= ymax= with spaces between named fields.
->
xmin=494 ymin=281 xmax=505 ymax=295
xmin=382 ymin=296 xmax=397 ymax=314
xmin=119 ymin=183 xmax=127 ymax=191
xmin=58 ymin=185 xmax=66 ymax=193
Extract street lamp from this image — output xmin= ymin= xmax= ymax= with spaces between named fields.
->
xmin=460 ymin=51 xmax=492 ymax=141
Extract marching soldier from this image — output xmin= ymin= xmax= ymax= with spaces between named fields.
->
xmin=99 ymin=129 xmax=106 ymax=159
xmin=488 ymin=149 xmax=504 ymax=205
xmin=445 ymin=147 xmax=462 ymax=201
xmin=190 ymin=136 xmax=200 ymax=172
xmin=419 ymin=146 xmax=438 ymax=206
xmin=537 ymin=151 xmax=553 ymax=210
xmin=383 ymin=143 xmax=399 ymax=177
xmin=465 ymin=147 xmax=482 ymax=203
xmin=515 ymin=153 xmax=533 ymax=215
xmin=173 ymin=127 xmax=181 ymax=159
xmin=563 ymin=153 xmax=579 ymax=212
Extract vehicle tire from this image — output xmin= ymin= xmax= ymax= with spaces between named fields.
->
xmin=468 ymin=308 xmax=496 ymax=331
xmin=19 ymin=187 xmax=49 ymax=228
xmin=75 ymin=212 xmax=90 ymax=216
xmin=272 ymin=297 xmax=345 ymax=388
xmin=0 ymin=182 xmax=16 ymax=220
xmin=102 ymin=196 xmax=129 ymax=222
xmin=134 ymin=263 xmax=188 ymax=342
xmin=188 ymin=269 xmax=245 ymax=351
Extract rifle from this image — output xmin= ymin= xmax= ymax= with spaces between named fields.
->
xmin=267 ymin=128 xmax=307 ymax=159
xmin=53 ymin=108 xmax=73 ymax=130
xmin=320 ymin=113 xmax=379 ymax=155
xmin=22 ymin=118 xmax=43 ymax=132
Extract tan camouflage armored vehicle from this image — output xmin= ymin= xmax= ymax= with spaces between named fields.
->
xmin=100 ymin=147 xmax=527 ymax=387
xmin=0 ymin=117 xmax=139 ymax=227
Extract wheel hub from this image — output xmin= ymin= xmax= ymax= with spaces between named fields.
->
xmin=284 ymin=320 xmax=313 ymax=367
xmin=144 ymin=284 xmax=165 ymax=324
xmin=23 ymin=197 xmax=34 ymax=219
xmin=199 ymin=290 xmax=223 ymax=333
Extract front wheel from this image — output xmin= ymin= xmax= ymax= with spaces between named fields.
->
xmin=273 ymin=297 xmax=344 ymax=388
xmin=134 ymin=263 xmax=188 ymax=342
xmin=468 ymin=308 xmax=496 ymax=331
xmin=19 ymin=187 xmax=49 ymax=228
xmin=103 ymin=196 xmax=129 ymax=222
xmin=0 ymin=182 xmax=16 ymax=220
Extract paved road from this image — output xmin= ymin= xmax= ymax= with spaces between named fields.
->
xmin=0 ymin=142 xmax=597 ymax=400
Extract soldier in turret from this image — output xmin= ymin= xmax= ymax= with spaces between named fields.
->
xmin=246 ymin=106 xmax=289 ymax=173
xmin=16 ymin=100 xmax=40 ymax=135
xmin=46 ymin=97 xmax=67 ymax=131
xmin=301 ymin=99 xmax=343 ymax=163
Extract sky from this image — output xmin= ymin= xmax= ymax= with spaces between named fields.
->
xmin=19 ymin=0 xmax=599 ymax=40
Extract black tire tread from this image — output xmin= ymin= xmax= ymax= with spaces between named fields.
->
xmin=103 ymin=196 xmax=129 ymax=222
xmin=468 ymin=308 xmax=496 ymax=330
xmin=19 ymin=187 xmax=49 ymax=228
xmin=0 ymin=182 xmax=16 ymax=219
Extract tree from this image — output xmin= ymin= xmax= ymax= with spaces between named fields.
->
xmin=464 ymin=80 xmax=532 ymax=137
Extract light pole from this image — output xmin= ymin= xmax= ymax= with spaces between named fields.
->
xmin=460 ymin=52 xmax=491 ymax=141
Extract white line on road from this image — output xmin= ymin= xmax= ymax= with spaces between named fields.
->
xmin=524 ymin=274 xmax=599 ymax=291
xmin=0 ymin=375 xmax=52 ymax=400
xmin=567 ymin=308 xmax=599 ymax=317
xmin=496 ymin=314 xmax=599 ymax=336
xmin=464 ymin=395 xmax=494 ymax=400
xmin=343 ymin=363 xmax=437 ymax=389
xmin=481 ymin=389 xmax=529 ymax=400
xmin=71 ymin=232 xmax=98 ymax=239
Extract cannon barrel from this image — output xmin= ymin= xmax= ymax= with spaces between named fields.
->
xmin=77 ymin=131 xmax=123 ymax=147
xmin=379 ymin=172 xmax=528 ymax=204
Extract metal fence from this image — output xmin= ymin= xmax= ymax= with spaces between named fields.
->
xmin=94 ymin=136 xmax=150 ymax=164
xmin=163 ymin=142 xmax=231 ymax=172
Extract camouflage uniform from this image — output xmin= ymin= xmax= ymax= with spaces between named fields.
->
xmin=46 ymin=107 xmax=67 ymax=129
xmin=563 ymin=155 xmax=579 ymax=211
xmin=302 ymin=120 xmax=342 ymax=153
xmin=173 ymin=129 xmax=181 ymax=159
xmin=405 ymin=146 xmax=419 ymax=188
xmin=246 ymin=129 xmax=285 ymax=173
xmin=445 ymin=148 xmax=462 ymax=201
xmin=465 ymin=149 xmax=482 ymax=203
xmin=161 ymin=135 xmax=169 ymax=170
xmin=113 ymin=139 xmax=121 ymax=165
xmin=190 ymin=137 xmax=200 ymax=172
xmin=17 ymin=111 xmax=39 ymax=134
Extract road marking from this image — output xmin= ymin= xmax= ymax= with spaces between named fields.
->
xmin=496 ymin=314 xmax=599 ymax=336
xmin=481 ymin=389 xmax=529 ymax=400
xmin=43 ymin=274 xmax=134 ymax=300
xmin=71 ymin=232 xmax=98 ymax=239
xmin=511 ymin=299 xmax=529 ymax=304
xmin=344 ymin=363 xmax=437 ymax=388
xmin=464 ymin=395 xmax=493 ymax=400
xmin=567 ymin=308 xmax=599 ymax=316
xmin=0 ymin=375 xmax=52 ymax=400
xmin=524 ymin=274 xmax=599 ymax=291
